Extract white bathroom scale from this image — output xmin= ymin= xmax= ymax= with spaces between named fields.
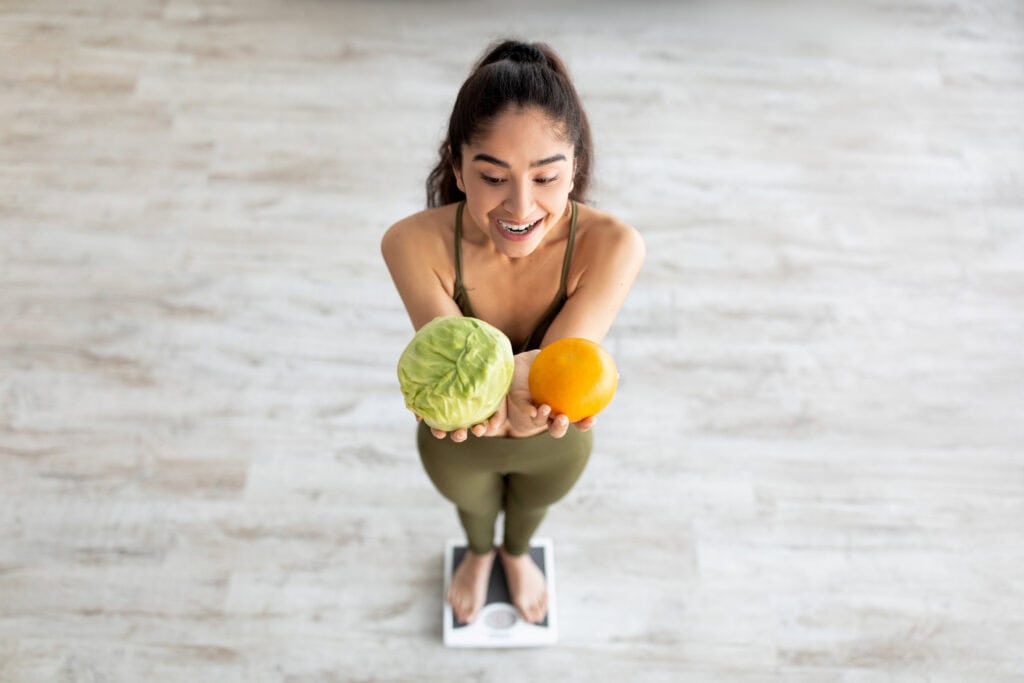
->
xmin=442 ymin=538 xmax=558 ymax=648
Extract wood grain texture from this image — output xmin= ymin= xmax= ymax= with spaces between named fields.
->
xmin=1 ymin=0 xmax=1022 ymax=681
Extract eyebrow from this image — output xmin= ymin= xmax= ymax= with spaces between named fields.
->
xmin=472 ymin=153 xmax=567 ymax=168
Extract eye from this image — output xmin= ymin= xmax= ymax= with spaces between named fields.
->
xmin=535 ymin=176 xmax=559 ymax=185
xmin=481 ymin=174 xmax=505 ymax=185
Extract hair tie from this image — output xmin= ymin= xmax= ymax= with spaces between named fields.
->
xmin=492 ymin=42 xmax=547 ymax=66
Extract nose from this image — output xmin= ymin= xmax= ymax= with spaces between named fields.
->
xmin=503 ymin=177 xmax=536 ymax=219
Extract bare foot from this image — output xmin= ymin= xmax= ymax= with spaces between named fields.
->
xmin=499 ymin=545 xmax=548 ymax=623
xmin=448 ymin=548 xmax=496 ymax=624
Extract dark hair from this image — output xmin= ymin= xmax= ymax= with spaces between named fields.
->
xmin=426 ymin=40 xmax=593 ymax=208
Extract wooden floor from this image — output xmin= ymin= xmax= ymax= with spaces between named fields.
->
xmin=2 ymin=1 xmax=1023 ymax=681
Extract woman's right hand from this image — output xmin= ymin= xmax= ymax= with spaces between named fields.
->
xmin=412 ymin=396 xmax=508 ymax=442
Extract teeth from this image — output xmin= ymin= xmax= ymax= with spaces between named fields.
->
xmin=498 ymin=219 xmax=538 ymax=233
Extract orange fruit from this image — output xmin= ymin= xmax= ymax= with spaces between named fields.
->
xmin=528 ymin=338 xmax=618 ymax=422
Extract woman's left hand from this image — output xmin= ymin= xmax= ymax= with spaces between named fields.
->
xmin=506 ymin=351 xmax=597 ymax=438
xmin=505 ymin=351 xmax=545 ymax=436
xmin=545 ymin=412 xmax=596 ymax=439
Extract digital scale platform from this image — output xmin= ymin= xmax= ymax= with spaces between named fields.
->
xmin=442 ymin=538 xmax=558 ymax=648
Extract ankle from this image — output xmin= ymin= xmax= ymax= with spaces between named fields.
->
xmin=500 ymin=543 xmax=528 ymax=558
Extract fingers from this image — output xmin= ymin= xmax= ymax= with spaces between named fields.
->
xmin=432 ymin=411 xmax=583 ymax=441
xmin=548 ymin=414 xmax=570 ymax=439
xmin=544 ymin=411 xmax=598 ymax=438
xmin=434 ymin=429 xmax=467 ymax=442
xmin=575 ymin=416 xmax=596 ymax=432
xmin=545 ymin=412 xmax=596 ymax=438
xmin=431 ymin=425 xmax=484 ymax=441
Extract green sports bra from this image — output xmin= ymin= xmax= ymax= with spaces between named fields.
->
xmin=453 ymin=200 xmax=579 ymax=353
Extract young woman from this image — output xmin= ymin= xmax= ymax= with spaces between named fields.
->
xmin=382 ymin=40 xmax=644 ymax=626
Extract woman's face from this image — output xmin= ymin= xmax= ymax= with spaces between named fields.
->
xmin=454 ymin=106 xmax=576 ymax=259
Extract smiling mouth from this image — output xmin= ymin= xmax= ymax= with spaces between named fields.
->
xmin=497 ymin=218 xmax=541 ymax=234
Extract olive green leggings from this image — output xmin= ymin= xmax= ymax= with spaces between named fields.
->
xmin=417 ymin=421 xmax=593 ymax=556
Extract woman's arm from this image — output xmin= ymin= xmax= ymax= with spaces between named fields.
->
xmin=381 ymin=214 xmax=506 ymax=442
xmin=383 ymin=209 xmax=645 ymax=441
xmin=381 ymin=214 xmax=462 ymax=330
xmin=541 ymin=217 xmax=646 ymax=346
xmin=506 ymin=215 xmax=646 ymax=438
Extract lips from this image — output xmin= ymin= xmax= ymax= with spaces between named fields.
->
xmin=498 ymin=218 xmax=539 ymax=233
xmin=494 ymin=216 xmax=544 ymax=242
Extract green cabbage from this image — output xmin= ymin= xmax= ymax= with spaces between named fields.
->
xmin=397 ymin=316 xmax=514 ymax=432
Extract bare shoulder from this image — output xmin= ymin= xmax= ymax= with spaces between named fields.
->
xmin=381 ymin=203 xmax=465 ymax=328
xmin=573 ymin=203 xmax=646 ymax=262
xmin=541 ymin=202 xmax=646 ymax=343
xmin=381 ymin=203 xmax=456 ymax=258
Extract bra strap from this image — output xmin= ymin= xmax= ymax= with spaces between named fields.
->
xmin=557 ymin=201 xmax=578 ymax=296
xmin=454 ymin=201 xmax=466 ymax=290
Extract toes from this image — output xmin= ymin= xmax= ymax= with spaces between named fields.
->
xmin=527 ymin=594 xmax=547 ymax=623
xmin=515 ymin=600 xmax=539 ymax=624
xmin=449 ymin=589 xmax=484 ymax=624
xmin=537 ymin=598 xmax=548 ymax=621
xmin=447 ymin=590 xmax=465 ymax=621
